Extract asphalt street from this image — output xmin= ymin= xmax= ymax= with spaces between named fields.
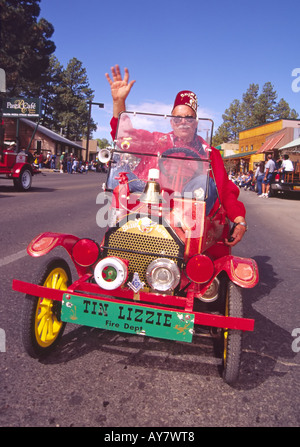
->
xmin=0 ymin=171 xmax=299 ymax=428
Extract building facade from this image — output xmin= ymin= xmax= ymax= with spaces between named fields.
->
xmin=3 ymin=117 xmax=85 ymax=160
xmin=223 ymin=119 xmax=300 ymax=172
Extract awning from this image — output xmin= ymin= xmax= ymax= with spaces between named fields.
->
xmin=20 ymin=118 xmax=83 ymax=151
xmin=279 ymin=136 xmax=300 ymax=151
xmin=223 ymin=151 xmax=256 ymax=160
xmin=257 ymin=133 xmax=284 ymax=153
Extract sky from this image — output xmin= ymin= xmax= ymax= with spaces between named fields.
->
xmin=39 ymin=0 xmax=300 ymax=141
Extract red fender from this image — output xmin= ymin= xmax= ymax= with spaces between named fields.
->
xmin=27 ymin=232 xmax=87 ymax=276
xmin=213 ymin=255 xmax=259 ymax=288
xmin=11 ymin=163 xmax=33 ymax=178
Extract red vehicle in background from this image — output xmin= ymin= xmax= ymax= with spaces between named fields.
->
xmin=0 ymin=120 xmax=39 ymax=191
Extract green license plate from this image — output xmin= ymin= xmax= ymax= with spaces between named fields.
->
xmin=61 ymin=294 xmax=194 ymax=343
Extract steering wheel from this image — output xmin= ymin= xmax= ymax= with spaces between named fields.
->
xmin=158 ymin=147 xmax=201 ymax=176
xmin=158 ymin=147 xmax=203 ymax=193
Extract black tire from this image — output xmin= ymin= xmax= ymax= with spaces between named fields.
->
xmin=14 ymin=168 xmax=32 ymax=191
xmin=21 ymin=257 xmax=72 ymax=358
xmin=222 ymin=282 xmax=243 ymax=384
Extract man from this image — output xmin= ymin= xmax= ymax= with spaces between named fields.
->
xmin=279 ymin=154 xmax=294 ymax=181
xmin=261 ymin=153 xmax=276 ymax=197
xmin=105 ymin=65 xmax=247 ymax=246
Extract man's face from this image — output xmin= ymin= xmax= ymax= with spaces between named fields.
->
xmin=171 ymin=105 xmax=198 ymax=142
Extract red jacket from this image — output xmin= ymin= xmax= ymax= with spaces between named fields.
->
xmin=110 ymin=117 xmax=245 ymax=221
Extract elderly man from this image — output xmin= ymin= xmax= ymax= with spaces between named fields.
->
xmin=105 ymin=65 xmax=247 ymax=246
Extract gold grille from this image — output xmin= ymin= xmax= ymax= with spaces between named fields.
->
xmin=106 ymin=229 xmax=180 ymax=284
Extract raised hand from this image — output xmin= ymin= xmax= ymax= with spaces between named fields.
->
xmin=105 ymin=65 xmax=136 ymax=117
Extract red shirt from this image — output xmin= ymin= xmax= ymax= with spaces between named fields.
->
xmin=110 ymin=116 xmax=245 ymax=221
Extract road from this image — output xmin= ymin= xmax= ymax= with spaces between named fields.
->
xmin=0 ymin=172 xmax=299 ymax=428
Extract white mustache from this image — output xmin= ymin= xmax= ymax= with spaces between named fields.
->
xmin=178 ymin=125 xmax=191 ymax=129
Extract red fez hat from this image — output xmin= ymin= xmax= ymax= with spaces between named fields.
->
xmin=172 ymin=90 xmax=198 ymax=114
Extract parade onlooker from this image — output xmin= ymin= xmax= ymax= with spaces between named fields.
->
xmin=38 ymin=152 xmax=44 ymax=168
xmin=50 ymin=153 xmax=56 ymax=169
xmin=60 ymin=152 xmax=65 ymax=173
xmin=66 ymin=153 xmax=72 ymax=174
xmin=243 ymin=171 xmax=254 ymax=190
xmin=72 ymin=156 xmax=79 ymax=173
xmin=255 ymin=161 xmax=265 ymax=196
xmin=261 ymin=154 xmax=276 ymax=197
xmin=279 ymin=154 xmax=294 ymax=181
xmin=45 ymin=151 xmax=51 ymax=168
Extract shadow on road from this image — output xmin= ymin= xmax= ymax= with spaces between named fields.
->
xmin=0 ymin=185 xmax=57 ymax=194
xmin=238 ymin=255 xmax=297 ymax=389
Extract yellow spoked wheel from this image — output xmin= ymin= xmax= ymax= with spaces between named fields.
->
xmin=22 ymin=257 xmax=72 ymax=358
xmin=222 ymin=282 xmax=243 ymax=385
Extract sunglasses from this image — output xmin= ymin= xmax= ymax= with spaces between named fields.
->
xmin=171 ymin=116 xmax=196 ymax=124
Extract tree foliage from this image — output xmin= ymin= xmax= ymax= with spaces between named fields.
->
xmin=0 ymin=0 xmax=55 ymax=96
xmin=49 ymin=58 xmax=97 ymax=141
xmin=97 ymin=138 xmax=110 ymax=149
xmin=212 ymin=82 xmax=299 ymax=146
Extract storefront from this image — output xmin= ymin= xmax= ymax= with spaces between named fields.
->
xmin=224 ymin=119 xmax=300 ymax=172
xmin=3 ymin=117 xmax=84 ymax=160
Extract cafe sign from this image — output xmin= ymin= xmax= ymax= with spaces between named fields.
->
xmin=3 ymin=97 xmax=42 ymax=118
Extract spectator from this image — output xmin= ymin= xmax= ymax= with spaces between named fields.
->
xmin=261 ymin=154 xmax=276 ymax=198
xmin=66 ymin=153 xmax=72 ymax=174
xmin=44 ymin=151 xmax=51 ymax=168
xmin=255 ymin=161 xmax=265 ymax=196
xmin=38 ymin=152 xmax=44 ymax=168
xmin=279 ymin=154 xmax=294 ymax=181
xmin=60 ymin=152 xmax=65 ymax=173
xmin=72 ymin=156 xmax=79 ymax=173
xmin=50 ymin=153 xmax=56 ymax=169
xmin=243 ymin=170 xmax=254 ymax=190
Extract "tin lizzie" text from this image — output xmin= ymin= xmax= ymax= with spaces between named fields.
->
xmin=82 ymin=299 xmax=173 ymax=331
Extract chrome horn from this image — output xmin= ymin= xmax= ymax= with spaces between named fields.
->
xmin=98 ymin=147 xmax=113 ymax=164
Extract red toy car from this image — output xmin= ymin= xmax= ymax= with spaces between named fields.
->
xmin=13 ymin=112 xmax=258 ymax=384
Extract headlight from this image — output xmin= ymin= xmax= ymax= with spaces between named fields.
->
xmin=72 ymin=238 xmax=100 ymax=267
xmin=199 ymin=277 xmax=220 ymax=302
xmin=94 ymin=257 xmax=128 ymax=290
xmin=185 ymin=254 xmax=214 ymax=284
xmin=146 ymin=258 xmax=180 ymax=292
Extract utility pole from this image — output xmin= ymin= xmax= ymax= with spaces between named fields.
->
xmin=86 ymin=101 xmax=104 ymax=162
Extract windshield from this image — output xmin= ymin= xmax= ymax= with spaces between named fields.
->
xmin=106 ymin=112 xmax=216 ymax=205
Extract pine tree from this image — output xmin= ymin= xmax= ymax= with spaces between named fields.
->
xmin=212 ymin=99 xmax=243 ymax=145
xmin=0 ymin=0 xmax=55 ymax=95
xmin=274 ymin=98 xmax=299 ymax=120
xmin=213 ymin=81 xmax=299 ymax=144
xmin=39 ymin=56 xmax=64 ymax=129
xmin=51 ymin=58 xmax=97 ymax=141
xmin=240 ymin=83 xmax=259 ymax=129
xmin=252 ymin=82 xmax=277 ymax=125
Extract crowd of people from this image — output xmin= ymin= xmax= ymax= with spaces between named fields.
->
xmin=229 ymin=153 xmax=295 ymax=198
xmin=31 ymin=151 xmax=106 ymax=174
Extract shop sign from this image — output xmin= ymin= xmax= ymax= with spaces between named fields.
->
xmin=2 ymin=97 xmax=42 ymax=117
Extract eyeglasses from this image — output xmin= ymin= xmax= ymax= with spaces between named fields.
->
xmin=171 ymin=116 xmax=196 ymax=124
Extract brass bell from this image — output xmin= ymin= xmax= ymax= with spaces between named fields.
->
xmin=139 ymin=169 xmax=165 ymax=204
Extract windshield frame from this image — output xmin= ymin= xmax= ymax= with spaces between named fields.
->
xmin=105 ymin=111 xmax=219 ymax=210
